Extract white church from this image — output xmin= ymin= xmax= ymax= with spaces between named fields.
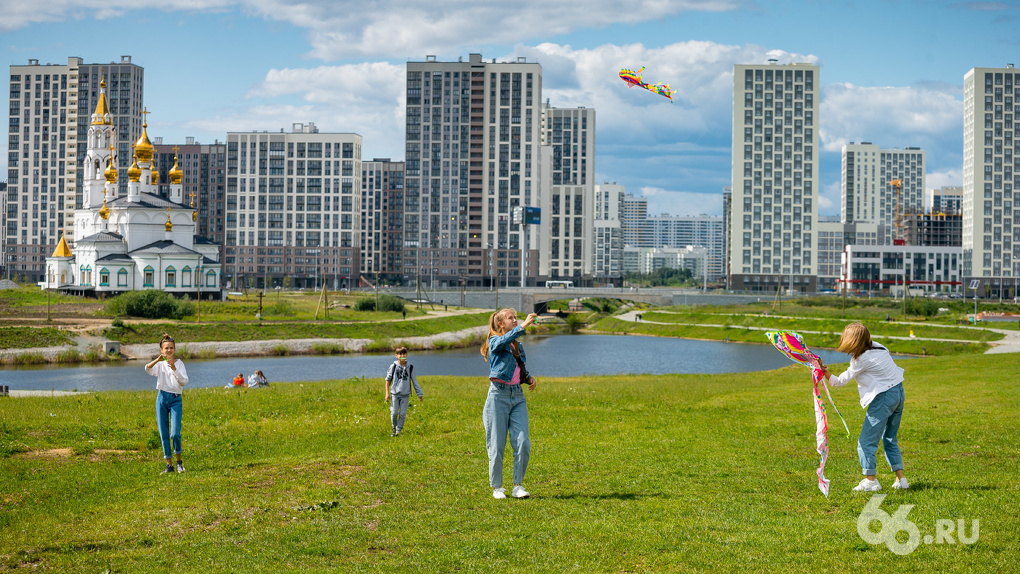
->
xmin=41 ymin=76 xmax=221 ymax=297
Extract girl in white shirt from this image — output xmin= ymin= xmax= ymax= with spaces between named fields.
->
xmin=145 ymin=333 xmax=189 ymax=474
xmin=821 ymin=322 xmax=908 ymax=492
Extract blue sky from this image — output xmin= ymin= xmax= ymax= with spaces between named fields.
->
xmin=2 ymin=0 xmax=1017 ymax=217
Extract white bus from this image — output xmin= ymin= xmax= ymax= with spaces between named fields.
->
xmin=545 ymin=280 xmax=574 ymax=288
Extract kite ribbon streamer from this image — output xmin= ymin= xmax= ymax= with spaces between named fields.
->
xmin=765 ymin=331 xmax=850 ymax=497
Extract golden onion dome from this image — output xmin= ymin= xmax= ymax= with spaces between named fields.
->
xmin=104 ymin=156 xmax=118 ymax=184
xmin=134 ymin=121 xmax=154 ymax=163
xmin=169 ymin=154 xmax=183 ymax=185
xmin=151 ymin=167 xmax=160 ymax=185
xmin=127 ymin=153 xmax=142 ymax=182
xmin=165 ymin=210 xmax=173 ymax=232
xmin=99 ymin=194 xmax=110 ymax=221
xmin=192 ymin=209 xmax=198 ymax=222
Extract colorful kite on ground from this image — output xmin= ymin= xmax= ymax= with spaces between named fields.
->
xmin=765 ymin=331 xmax=849 ymax=497
xmin=619 ymin=67 xmax=677 ymax=102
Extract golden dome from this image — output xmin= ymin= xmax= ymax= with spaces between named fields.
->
xmin=151 ymin=168 xmax=160 ymax=185
xmin=135 ymin=121 xmax=154 ymax=164
xmin=169 ymin=154 xmax=183 ymax=185
xmin=104 ymin=156 xmax=118 ymax=184
xmin=192 ymin=209 xmax=198 ymax=222
xmin=127 ymin=152 xmax=142 ymax=182
xmin=165 ymin=209 xmax=173 ymax=232
xmin=99 ymin=192 xmax=109 ymax=220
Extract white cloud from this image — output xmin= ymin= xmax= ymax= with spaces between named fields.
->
xmin=820 ymin=82 xmax=962 ymax=154
xmin=640 ymin=187 xmax=724 ymax=217
xmin=925 ymin=168 xmax=963 ymax=190
xmin=175 ymin=62 xmax=408 ymax=159
xmin=0 ymin=0 xmax=745 ymax=56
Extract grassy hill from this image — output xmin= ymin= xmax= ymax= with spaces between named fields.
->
xmin=2 ymin=352 xmax=1017 ymax=572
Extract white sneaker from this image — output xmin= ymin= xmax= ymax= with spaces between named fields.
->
xmin=892 ymin=477 xmax=910 ymax=490
xmin=511 ymin=485 xmax=530 ymax=499
xmin=853 ymin=478 xmax=882 ymax=492
xmin=492 ymin=488 xmax=506 ymax=500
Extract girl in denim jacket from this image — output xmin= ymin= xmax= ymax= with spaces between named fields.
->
xmin=480 ymin=308 xmax=538 ymax=499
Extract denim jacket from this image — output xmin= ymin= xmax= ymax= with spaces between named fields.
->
xmin=487 ymin=325 xmax=526 ymax=382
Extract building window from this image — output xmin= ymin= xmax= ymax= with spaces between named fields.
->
xmin=144 ymin=266 xmax=154 ymax=287
xmin=165 ymin=266 xmax=176 ymax=287
xmin=182 ymin=266 xmax=192 ymax=287
xmin=117 ymin=268 xmax=128 ymax=287
xmin=99 ymin=268 xmax=109 ymax=286
xmin=206 ymin=269 xmax=217 ymax=287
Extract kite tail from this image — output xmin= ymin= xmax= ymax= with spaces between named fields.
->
xmin=814 ymin=368 xmax=850 ymax=436
xmin=813 ymin=376 xmax=831 ymax=497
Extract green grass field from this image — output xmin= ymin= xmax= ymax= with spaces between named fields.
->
xmin=2 ymin=353 xmax=1017 ymax=572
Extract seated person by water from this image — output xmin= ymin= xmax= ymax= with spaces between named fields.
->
xmin=247 ymin=370 xmax=269 ymax=388
xmin=228 ymin=372 xmax=244 ymax=388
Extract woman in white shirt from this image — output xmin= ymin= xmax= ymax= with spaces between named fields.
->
xmin=821 ymin=322 xmax=908 ymax=492
xmin=145 ymin=333 xmax=189 ymax=474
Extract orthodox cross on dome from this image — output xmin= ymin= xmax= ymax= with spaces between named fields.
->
xmin=189 ymin=191 xmax=197 ymax=208
xmin=141 ymin=107 xmax=150 ymax=124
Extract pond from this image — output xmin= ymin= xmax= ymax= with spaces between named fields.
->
xmin=2 ymin=334 xmax=876 ymax=392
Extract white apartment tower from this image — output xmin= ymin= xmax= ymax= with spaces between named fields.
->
xmin=539 ymin=104 xmax=596 ymax=282
xmin=224 ymin=123 xmax=362 ymax=290
xmin=730 ymin=62 xmax=820 ymax=292
xmin=621 ymin=193 xmax=649 ymax=247
xmin=841 ymin=142 xmax=925 ymax=236
xmin=6 ymin=56 xmax=143 ymax=282
xmin=963 ymin=65 xmax=1019 ymax=298
xmin=593 ymin=183 xmax=625 ymax=284
xmin=405 ymin=54 xmax=543 ymax=288
xmin=646 ymin=214 xmax=726 ymax=281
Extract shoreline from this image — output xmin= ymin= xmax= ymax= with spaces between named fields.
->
xmin=0 ymin=325 xmax=491 ymax=366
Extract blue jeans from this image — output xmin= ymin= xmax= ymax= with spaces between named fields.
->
xmin=156 ymin=390 xmax=182 ymax=460
xmin=482 ymin=381 xmax=530 ymax=489
xmin=391 ymin=394 xmax=410 ymax=432
xmin=858 ymin=383 xmax=904 ymax=475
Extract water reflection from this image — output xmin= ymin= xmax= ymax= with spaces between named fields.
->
xmin=3 ymin=334 xmax=872 ymax=392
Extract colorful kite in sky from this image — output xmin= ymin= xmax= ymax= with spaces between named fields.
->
xmin=765 ymin=331 xmax=849 ymax=497
xmin=619 ymin=67 xmax=677 ymax=102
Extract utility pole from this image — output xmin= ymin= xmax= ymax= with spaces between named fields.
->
xmin=196 ymin=264 xmax=201 ymax=322
xmin=257 ymin=290 xmax=264 ymax=320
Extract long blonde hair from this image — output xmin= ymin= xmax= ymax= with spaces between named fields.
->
xmin=836 ymin=322 xmax=876 ymax=360
xmin=480 ymin=308 xmax=516 ymax=360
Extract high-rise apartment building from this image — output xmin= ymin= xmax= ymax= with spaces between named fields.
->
xmin=593 ymin=183 xmax=625 ymax=285
xmin=730 ymin=62 xmax=820 ymax=292
xmin=539 ymin=105 xmax=595 ymax=282
xmin=6 ymin=56 xmax=143 ymax=282
xmin=841 ymin=142 xmax=925 ymax=238
xmin=361 ymin=159 xmax=405 ymax=283
xmin=926 ymin=185 xmax=963 ymax=215
xmin=963 ymin=65 xmax=1019 ymax=298
xmin=224 ymin=123 xmax=362 ymax=290
xmin=646 ymin=214 xmax=726 ymax=281
xmin=405 ymin=54 xmax=543 ymax=288
xmin=621 ymin=193 xmax=649 ymax=247
xmin=154 ymin=138 xmax=227 ymax=261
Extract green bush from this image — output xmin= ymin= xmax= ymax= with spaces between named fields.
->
xmin=106 ymin=290 xmax=194 ymax=320
xmin=565 ymin=312 xmax=586 ymax=333
xmin=354 ymin=294 xmax=405 ymax=313
xmin=905 ymin=297 xmax=941 ymax=318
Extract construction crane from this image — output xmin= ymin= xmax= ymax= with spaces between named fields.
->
xmin=889 ymin=179 xmax=905 ymax=245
